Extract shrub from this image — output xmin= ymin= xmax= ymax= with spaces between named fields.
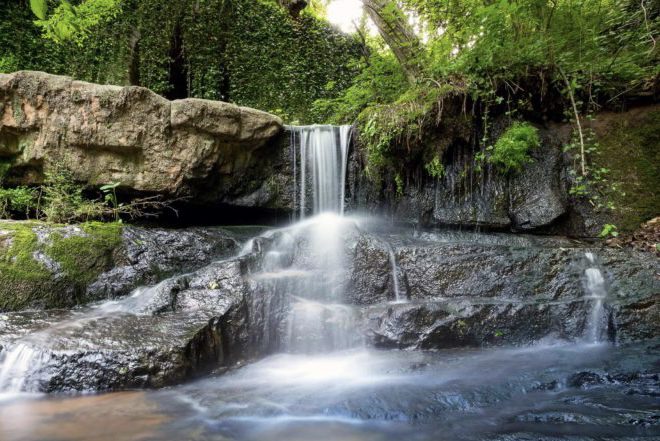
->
xmin=41 ymin=163 xmax=105 ymax=223
xmin=488 ymin=122 xmax=540 ymax=173
xmin=0 ymin=187 xmax=38 ymax=219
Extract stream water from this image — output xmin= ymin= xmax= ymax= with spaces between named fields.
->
xmin=0 ymin=125 xmax=657 ymax=440
xmin=1 ymin=341 xmax=658 ymax=441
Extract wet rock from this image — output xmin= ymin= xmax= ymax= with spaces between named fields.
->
xmin=568 ymin=371 xmax=607 ymax=388
xmin=88 ymin=226 xmax=240 ymax=299
xmin=349 ymin=231 xmax=659 ymax=348
xmin=0 ymin=254 xmax=252 ymax=391
xmin=348 ymin=235 xmax=394 ymax=304
xmin=364 ymin=299 xmax=589 ymax=349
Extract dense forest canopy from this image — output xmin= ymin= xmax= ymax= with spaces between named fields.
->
xmin=3 ymin=0 xmax=657 ymax=123
xmin=1 ymin=0 xmax=362 ymax=122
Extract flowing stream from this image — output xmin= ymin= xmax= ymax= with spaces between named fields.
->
xmin=0 ymin=125 xmax=657 ymax=440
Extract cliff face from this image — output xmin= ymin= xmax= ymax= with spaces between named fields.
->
xmin=346 ymin=105 xmax=660 ymax=237
xmin=0 ymin=71 xmax=291 ymax=211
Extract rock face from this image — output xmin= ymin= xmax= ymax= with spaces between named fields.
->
xmin=346 ymin=123 xmax=570 ymax=233
xmin=0 ymin=220 xmax=240 ymax=311
xmin=346 ymin=106 xmax=660 ymax=237
xmin=0 ymin=222 xmax=657 ymax=392
xmin=348 ymin=232 xmax=659 ymax=347
xmin=0 ymin=71 xmax=287 ymax=209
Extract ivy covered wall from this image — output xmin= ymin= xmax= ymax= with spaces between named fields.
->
xmin=0 ymin=0 xmax=361 ymax=122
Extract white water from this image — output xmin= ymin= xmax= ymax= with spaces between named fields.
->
xmin=583 ymin=252 xmax=607 ymax=343
xmin=387 ymin=245 xmax=405 ymax=303
xmin=0 ymin=277 xmax=182 ymax=393
xmin=0 ymin=125 xmax=356 ymax=392
xmin=289 ymin=125 xmax=351 ymax=218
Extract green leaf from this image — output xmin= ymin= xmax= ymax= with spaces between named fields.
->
xmin=100 ymin=182 xmax=120 ymax=191
xmin=29 ymin=0 xmax=48 ymax=20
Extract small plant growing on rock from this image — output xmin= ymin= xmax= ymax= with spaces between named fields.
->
xmin=101 ymin=182 xmax=121 ymax=222
xmin=599 ymin=224 xmax=619 ymax=238
xmin=488 ymin=122 xmax=540 ymax=173
xmin=425 ymin=154 xmax=445 ymax=178
xmin=41 ymin=163 xmax=105 ymax=223
xmin=0 ymin=187 xmax=38 ymax=219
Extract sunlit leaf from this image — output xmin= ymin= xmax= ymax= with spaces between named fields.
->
xmin=29 ymin=0 xmax=48 ymax=20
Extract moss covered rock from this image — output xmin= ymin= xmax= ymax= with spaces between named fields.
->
xmin=0 ymin=221 xmax=122 ymax=311
xmin=0 ymin=221 xmax=240 ymax=312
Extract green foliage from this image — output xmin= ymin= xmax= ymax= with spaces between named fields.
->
xmin=357 ymin=83 xmax=455 ymax=180
xmin=312 ymin=42 xmax=409 ymax=124
xmin=315 ymin=0 xmax=658 ymax=183
xmin=2 ymin=0 xmax=360 ymax=122
xmin=100 ymin=182 xmax=120 ymax=222
xmin=583 ymin=110 xmax=660 ymax=231
xmin=227 ymin=0 xmax=361 ymax=121
xmin=0 ymin=187 xmax=38 ymax=219
xmin=395 ymin=173 xmax=404 ymax=197
xmin=0 ymin=54 xmax=19 ymax=73
xmin=29 ymin=0 xmax=48 ymax=20
xmin=34 ymin=0 xmax=122 ymax=45
xmin=489 ymin=122 xmax=540 ymax=173
xmin=41 ymin=163 xmax=105 ymax=223
xmin=599 ymin=223 xmax=619 ymax=238
xmin=565 ymin=126 xmax=622 ymax=212
xmin=409 ymin=0 xmax=658 ymax=102
xmin=425 ymin=154 xmax=445 ymax=178
xmin=0 ymin=162 xmax=176 ymax=224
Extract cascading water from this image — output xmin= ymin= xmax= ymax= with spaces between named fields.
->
xmin=0 ymin=279 xmax=176 ymax=393
xmin=583 ymin=252 xmax=608 ymax=343
xmin=258 ymin=124 xmax=360 ymax=353
xmin=387 ymin=244 xmax=405 ymax=303
xmin=0 ymin=125 xmax=356 ymax=393
xmin=289 ymin=125 xmax=351 ymax=217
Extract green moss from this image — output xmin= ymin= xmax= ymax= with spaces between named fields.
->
xmin=0 ymin=222 xmax=53 ymax=310
xmin=0 ymin=221 xmax=123 ymax=311
xmin=47 ymin=222 xmax=123 ymax=285
xmin=592 ymin=109 xmax=660 ymax=231
xmin=489 ymin=122 xmax=540 ymax=173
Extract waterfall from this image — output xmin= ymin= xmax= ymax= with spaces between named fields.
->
xmin=387 ymin=245 xmax=405 ymax=303
xmin=583 ymin=252 xmax=607 ymax=343
xmin=289 ymin=125 xmax=351 ymax=217
xmin=0 ymin=344 xmax=50 ymax=393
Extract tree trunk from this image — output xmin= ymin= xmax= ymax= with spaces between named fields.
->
xmin=128 ymin=27 xmax=141 ymax=86
xmin=362 ymin=0 xmax=421 ymax=83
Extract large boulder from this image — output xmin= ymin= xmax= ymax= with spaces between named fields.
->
xmin=0 ymin=71 xmax=289 ymax=210
xmin=0 ymin=257 xmax=251 ymax=391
